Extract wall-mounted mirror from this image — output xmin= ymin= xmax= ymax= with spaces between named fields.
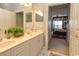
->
xmin=26 ymin=12 xmax=32 ymax=22
xmin=35 ymin=10 xmax=43 ymax=22
xmin=34 ymin=10 xmax=44 ymax=30
xmin=24 ymin=11 xmax=33 ymax=30
xmin=16 ymin=12 xmax=23 ymax=28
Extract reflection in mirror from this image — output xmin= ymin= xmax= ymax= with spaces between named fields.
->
xmin=26 ymin=12 xmax=32 ymax=22
xmin=35 ymin=10 xmax=44 ymax=30
xmin=35 ymin=10 xmax=43 ymax=22
xmin=16 ymin=12 xmax=23 ymax=28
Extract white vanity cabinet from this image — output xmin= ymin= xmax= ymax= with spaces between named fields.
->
xmin=30 ymin=34 xmax=44 ymax=56
xmin=11 ymin=41 xmax=30 ymax=56
xmin=10 ymin=34 xmax=44 ymax=56
xmin=0 ymin=50 xmax=10 ymax=56
xmin=0 ymin=33 xmax=44 ymax=56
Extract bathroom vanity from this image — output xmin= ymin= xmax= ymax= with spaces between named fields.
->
xmin=0 ymin=3 xmax=45 ymax=56
xmin=0 ymin=30 xmax=45 ymax=56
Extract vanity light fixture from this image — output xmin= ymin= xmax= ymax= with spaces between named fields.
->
xmin=36 ymin=10 xmax=43 ymax=16
xmin=20 ymin=3 xmax=32 ymax=7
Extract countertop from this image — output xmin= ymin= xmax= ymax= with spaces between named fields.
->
xmin=0 ymin=30 xmax=43 ymax=53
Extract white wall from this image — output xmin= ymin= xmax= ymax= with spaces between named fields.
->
xmin=0 ymin=8 xmax=16 ymax=38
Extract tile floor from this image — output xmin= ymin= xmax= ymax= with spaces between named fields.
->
xmin=48 ymin=38 xmax=69 ymax=56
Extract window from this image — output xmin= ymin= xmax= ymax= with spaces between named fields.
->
xmin=53 ymin=20 xmax=62 ymax=29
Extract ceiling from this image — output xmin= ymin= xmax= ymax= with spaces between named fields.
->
xmin=0 ymin=3 xmax=23 ymax=12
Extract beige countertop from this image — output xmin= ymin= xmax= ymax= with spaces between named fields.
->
xmin=0 ymin=30 xmax=43 ymax=53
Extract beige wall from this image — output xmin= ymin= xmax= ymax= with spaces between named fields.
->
xmin=23 ymin=6 xmax=33 ymax=31
xmin=24 ymin=4 xmax=44 ymax=31
xmin=69 ymin=3 xmax=79 ymax=55
xmin=32 ymin=4 xmax=44 ymax=30
xmin=0 ymin=8 xmax=16 ymax=38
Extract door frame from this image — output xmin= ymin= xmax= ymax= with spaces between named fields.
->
xmin=44 ymin=3 xmax=70 ymax=55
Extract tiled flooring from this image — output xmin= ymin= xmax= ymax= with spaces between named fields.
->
xmin=48 ymin=38 xmax=69 ymax=56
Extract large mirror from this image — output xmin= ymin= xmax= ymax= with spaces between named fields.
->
xmin=24 ymin=11 xmax=33 ymax=31
xmin=26 ymin=12 xmax=32 ymax=22
xmin=35 ymin=10 xmax=43 ymax=22
xmin=34 ymin=10 xmax=44 ymax=30
xmin=16 ymin=12 xmax=23 ymax=28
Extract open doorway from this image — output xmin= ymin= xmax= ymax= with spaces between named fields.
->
xmin=48 ymin=4 xmax=70 ymax=56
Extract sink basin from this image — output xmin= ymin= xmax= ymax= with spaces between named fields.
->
xmin=0 ymin=40 xmax=16 ymax=48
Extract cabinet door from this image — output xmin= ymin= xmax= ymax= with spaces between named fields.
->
xmin=30 ymin=34 xmax=44 ymax=56
xmin=36 ymin=34 xmax=44 ymax=53
xmin=16 ymin=41 xmax=30 ymax=56
xmin=0 ymin=50 xmax=10 ymax=56
xmin=11 ymin=41 xmax=30 ymax=56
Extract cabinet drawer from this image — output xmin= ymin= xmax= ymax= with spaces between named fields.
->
xmin=11 ymin=41 xmax=29 ymax=56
